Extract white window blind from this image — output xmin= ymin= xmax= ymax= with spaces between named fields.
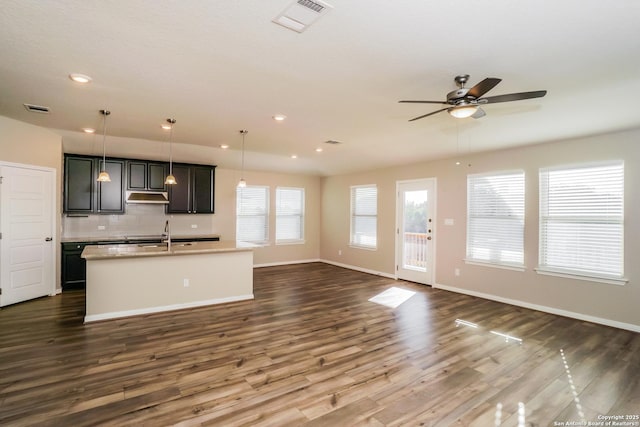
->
xmin=467 ymin=171 xmax=525 ymax=267
xmin=350 ymin=185 xmax=377 ymax=249
xmin=236 ymin=186 xmax=269 ymax=243
xmin=276 ymin=187 xmax=304 ymax=244
xmin=539 ymin=162 xmax=624 ymax=279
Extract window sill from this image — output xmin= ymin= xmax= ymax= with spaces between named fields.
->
xmin=535 ymin=267 xmax=628 ymax=286
xmin=275 ymin=240 xmax=306 ymax=246
xmin=464 ymin=259 xmax=525 ymax=272
xmin=349 ymin=244 xmax=377 ymax=251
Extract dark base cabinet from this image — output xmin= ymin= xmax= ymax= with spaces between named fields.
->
xmin=61 ymin=242 xmax=89 ymax=290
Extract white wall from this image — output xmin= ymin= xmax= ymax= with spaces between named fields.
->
xmin=320 ymin=128 xmax=640 ymax=331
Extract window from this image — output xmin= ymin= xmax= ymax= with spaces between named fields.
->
xmin=539 ymin=161 xmax=624 ymax=281
xmin=466 ymin=171 xmax=525 ymax=268
xmin=236 ymin=186 xmax=269 ymax=244
xmin=350 ymin=185 xmax=377 ymax=249
xmin=276 ymin=187 xmax=305 ymax=244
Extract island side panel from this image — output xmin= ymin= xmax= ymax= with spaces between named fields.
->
xmin=85 ymin=250 xmax=253 ymax=322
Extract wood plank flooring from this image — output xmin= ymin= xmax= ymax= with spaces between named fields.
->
xmin=1 ymin=262 xmax=638 ymax=426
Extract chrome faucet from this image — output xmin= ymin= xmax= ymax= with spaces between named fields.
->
xmin=163 ymin=220 xmax=171 ymax=250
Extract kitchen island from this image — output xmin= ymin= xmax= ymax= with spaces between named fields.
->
xmin=81 ymin=240 xmax=254 ymax=322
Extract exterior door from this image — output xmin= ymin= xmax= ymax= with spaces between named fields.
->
xmin=0 ymin=163 xmax=55 ymax=307
xmin=395 ymin=178 xmax=436 ymax=285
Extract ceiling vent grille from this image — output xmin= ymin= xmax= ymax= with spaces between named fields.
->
xmin=272 ymin=0 xmax=333 ymax=33
xmin=23 ymin=103 xmax=50 ymax=114
xmin=324 ymin=140 xmax=341 ymax=145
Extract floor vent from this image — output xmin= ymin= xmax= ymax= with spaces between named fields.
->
xmin=272 ymin=0 xmax=333 ymax=33
xmin=23 ymin=103 xmax=50 ymax=114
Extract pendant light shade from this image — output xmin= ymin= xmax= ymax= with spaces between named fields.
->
xmin=238 ymin=130 xmax=248 ymax=188
xmin=165 ymin=118 xmax=177 ymax=185
xmin=97 ymin=109 xmax=111 ymax=182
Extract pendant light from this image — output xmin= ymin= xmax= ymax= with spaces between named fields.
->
xmin=96 ymin=109 xmax=111 ymax=182
xmin=237 ymin=130 xmax=248 ymax=188
xmin=164 ymin=118 xmax=177 ymax=185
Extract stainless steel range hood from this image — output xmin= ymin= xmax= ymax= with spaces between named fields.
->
xmin=126 ymin=191 xmax=169 ymax=204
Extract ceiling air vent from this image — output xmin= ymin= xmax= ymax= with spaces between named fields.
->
xmin=324 ymin=140 xmax=342 ymax=145
xmin=23 ymin=103 xmax=50 ymax=114
xmin=272 ymin=0 xmax=333 ymax=33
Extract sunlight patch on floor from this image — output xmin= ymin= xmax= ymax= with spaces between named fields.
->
xmin=368 ymin=287 xmax=416 ymax=308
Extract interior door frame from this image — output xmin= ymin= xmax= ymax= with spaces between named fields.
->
xmin=0 ymin=161 xmax=57 ymax=307
xmin=395 ymin=177 xmax=437 ymax=285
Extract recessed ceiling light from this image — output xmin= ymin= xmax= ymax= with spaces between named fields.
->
xmin=220 ymin=144 xmax=229 ymax=149
xmin=273 ymin=114 xmax=287 ymax=121
xmin=315 ymin=147 xmax=323 ymax=152
xmin=161 ymin=123 xmax=172 ymax=130
xmin=82 ymin=128 xmax=96 ymax=134
xmin=69 ymin=73 xmax=92 ymax=84
xmin=291 ymin=154 xmax=298 ymax=159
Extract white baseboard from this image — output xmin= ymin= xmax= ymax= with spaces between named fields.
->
xmin=254 ymin=258 xmax=321 ymax=268
xmin=84 ymin=294 xmax=254 ymax=323
xmin=320 ymin=259 xmax=396 ymax=280
xmin=434 ymin=283 xmax=640 ymax=333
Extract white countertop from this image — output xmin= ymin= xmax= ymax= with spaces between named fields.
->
xmin=81 ymin=240 xmax=254 ymax=260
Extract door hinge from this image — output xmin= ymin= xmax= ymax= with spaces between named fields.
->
xmin=0 ymin=288 xmax=2 ymax=295
xmin=0 ymin=175 xmax=3 ymax=184
xmin=0 ymin=232 xmax=2 ymax=239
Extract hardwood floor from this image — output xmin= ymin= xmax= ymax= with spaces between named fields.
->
xmin=1 ymin=262 xmax=638 ymax=426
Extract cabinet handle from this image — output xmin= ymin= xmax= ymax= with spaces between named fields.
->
xmin=45 ymin=237 xmax=53 ymax=242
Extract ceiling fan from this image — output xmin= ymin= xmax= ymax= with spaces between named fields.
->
xmin=399 ymin=74 xmax=547 ymax=121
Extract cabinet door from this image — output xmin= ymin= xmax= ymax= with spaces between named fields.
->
xmin=166 ymin=165 xmax=191 ymax=213
xmin=192 ymin=166 xmax=215 ymax=214
xmin=61 ymin=244 xmax=87 ymax=290
xmin=127 ymin=161 xmax=147 ymax=190
xmin=97 ymin=160 xmax=125 ymax=213
xmin=64 ymin=156 xmax=94 ymax=213
xmin=148 ymin=163 xmax=167 ymax=191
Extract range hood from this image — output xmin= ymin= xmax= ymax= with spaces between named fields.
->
xmin=126 ymin=191 xmax=169 ymax=204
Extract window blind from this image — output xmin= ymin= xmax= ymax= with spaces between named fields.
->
xmin=539 ymin=162 xmax=624 ymax=278
xmin=467 ymin=171 xmax=525 ymax=267
xmin=276 ymin=187 xmax=304 ymax=243
xmin=350 ymin=185 xmax=377 ymax=248
xmin=236 ymin=186 xmax=269 ymax=243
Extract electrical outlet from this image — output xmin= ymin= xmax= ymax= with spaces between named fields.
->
xmin=183 ymin=278 xmax=190 ymax=287
xmin=454 ymin=268 xmax=460 ymax=277
xmin=191 ymin=224 xmax=198 ymax=229
xmin=97 ymin=225 xmax=105 ymax=230
xmin=338 ymin=249 xmax=342 ymax=256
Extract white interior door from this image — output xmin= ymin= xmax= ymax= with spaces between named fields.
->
xmin=0 ymin=164 xmax=55 ymax=307
xmin=395 ymin=179 xmax=436 ymax=285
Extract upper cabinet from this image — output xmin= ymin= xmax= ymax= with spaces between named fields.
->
xmin=167 ymin=164 xmax=216 ymax=214
xmin=127 ymin=161 xmax=167 ymax=191
xmin=64 ymin=155 xmax=214 ymax=215
xmin=64 ymin=155 xmax=125 ymax=214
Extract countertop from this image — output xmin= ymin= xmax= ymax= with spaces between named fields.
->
xmin=81 ymin=240 xmax=254 ymax=260
xmin=62 ymin=234 xmax=221 ymax=243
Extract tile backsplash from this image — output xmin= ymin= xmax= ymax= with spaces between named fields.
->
xmin=62 ymin=204 xmax=215 ymax=238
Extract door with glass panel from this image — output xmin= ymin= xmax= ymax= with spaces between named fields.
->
xmin=395 ymin=179 xmax=435 ymax=285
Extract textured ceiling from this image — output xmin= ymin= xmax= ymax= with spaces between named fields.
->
xmin=1 ymin=1 xmax=639 ymax=175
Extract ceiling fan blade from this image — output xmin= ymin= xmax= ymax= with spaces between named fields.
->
xmin=471 ymin=107 xmax=486 ymax=119
xmin=408 ymin=108 xmax=449 ymax=121
xmin=467 ymin=78 xmax=502 ymax=99
xmin=399 ymin=100 xmax=447 ymax=104
xmin=481 ymin=90 xmax=547 ymax=104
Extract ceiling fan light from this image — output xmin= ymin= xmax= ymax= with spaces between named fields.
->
xmin=97 ymin=170 xmax=111 ymax=182
xmin=449 ymin=105 xmax=478 ymax=119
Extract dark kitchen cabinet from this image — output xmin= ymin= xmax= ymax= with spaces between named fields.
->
xmin=167 ymin=164 xmax=215 ymax=214
xmin=127 ymin=161 xmax=167 ymax=191
xmin=64 ymin=155 xmax=125 ymax=214
xmin=64 ymin=156 xmax=95 ymax=213
xmin=61 ymin=242 xmax=89 ymax=290
xmin=96 ymin=159 xmax=125 ymax=213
